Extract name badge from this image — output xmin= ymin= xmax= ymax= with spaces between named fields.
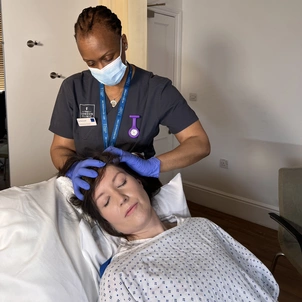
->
xmin=77 ymin=117 xmax=97 ymax=127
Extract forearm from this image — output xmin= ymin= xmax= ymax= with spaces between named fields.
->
xmin=50 ymin=135 xmax=76 ymax=170
xmin=156 ymin=120 xmax=210 ymax=172
xmin=157 ymin=136 xmax=210 ymax=172
xmin=50 ymin=147 xmax=76 ymax=170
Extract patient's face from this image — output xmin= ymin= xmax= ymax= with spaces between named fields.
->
xmin=93 ymin=165 xmax=154 ymax=235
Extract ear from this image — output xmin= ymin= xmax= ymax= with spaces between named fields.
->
xmin=122 ymin=34 xmax=128 ymax=50
xmin=136 ymin=178 xmax=142 ymax=185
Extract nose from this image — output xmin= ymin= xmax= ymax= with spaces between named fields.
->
xmin=112 ymin=190 xmax=128 ymax=206
xmin=94 ymin=62 xmax=104 ymax=70
xmin=120 ymin=195 xmax=128 ymax=206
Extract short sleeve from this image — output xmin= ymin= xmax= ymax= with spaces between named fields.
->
xmin=151 ymin=77 xmax=199 ymax=134
xmin=49 ymin=78 xmax=75 ymax=139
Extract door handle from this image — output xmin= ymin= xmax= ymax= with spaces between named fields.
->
xmin=50 ymin=72 xmax=62 ymax=79
xmin=27 ymin=40 xmax=39 ymax=48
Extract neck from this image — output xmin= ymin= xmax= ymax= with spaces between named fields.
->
xmin=104 ymin=65 xmax=130 ymax=106
xmin=126 ymin=210 xmax=169 ymax=241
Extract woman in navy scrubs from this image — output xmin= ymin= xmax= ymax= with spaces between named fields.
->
xmin=49 ymin=5 xmax=210 ymax=200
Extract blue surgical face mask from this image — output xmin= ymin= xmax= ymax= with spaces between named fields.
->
xmin=88 ymin=38 xmax=127 ymax=86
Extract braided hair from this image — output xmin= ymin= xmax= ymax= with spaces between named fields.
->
xmin=74 ymin=5 xmax=122 ymax=39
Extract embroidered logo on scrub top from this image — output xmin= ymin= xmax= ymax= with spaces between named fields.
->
xmin=128 ymin=115 xmax=140 ymax=138
xmin=80 ymin=104 xmax=95 ymax=118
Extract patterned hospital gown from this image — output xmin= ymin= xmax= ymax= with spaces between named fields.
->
xmin=98 ymin=217 xmax=279 ymax=302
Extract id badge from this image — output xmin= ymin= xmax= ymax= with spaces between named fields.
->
xmin=77 ymin=117 xmax=97 ymax=127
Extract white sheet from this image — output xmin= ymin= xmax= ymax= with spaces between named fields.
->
xmin=99 ymin=217 xmax=279 ymax=302
xmin=0 ymin=177 xmax=99 ymax=302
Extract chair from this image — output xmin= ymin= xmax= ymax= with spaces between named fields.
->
xmin=269 ymin=167 xmax=302 ymax=275
xmin=0 ymin=143 xmax=8 ymax=181
xmin=0 ymin=91 xmax=6 ymax=139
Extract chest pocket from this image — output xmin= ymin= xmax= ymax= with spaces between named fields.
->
xmin=76 ymin=124 xmax=97 ymax=140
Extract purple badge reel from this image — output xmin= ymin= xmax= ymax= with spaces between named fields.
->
xmin=128 ymin=115 xmax=140 ymax=138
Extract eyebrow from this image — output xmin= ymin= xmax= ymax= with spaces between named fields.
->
xmin=94 ymin=171 xmax=124 ymax=202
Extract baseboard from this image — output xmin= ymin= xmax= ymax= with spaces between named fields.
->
xmin=183 ymin=181 xmax=279 ymax=230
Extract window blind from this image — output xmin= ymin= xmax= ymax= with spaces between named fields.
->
xmin=0 ymin=12 xmax=5 ymax=91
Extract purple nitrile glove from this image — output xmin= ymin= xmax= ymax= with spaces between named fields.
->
xmin=104 ymin=146 xmax=160 ymax=178
xmin=66 ymin=158 xmax=105 ymax=200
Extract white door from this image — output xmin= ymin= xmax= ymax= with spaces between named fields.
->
xmin=1 ymin=0 xmax=97 ymax=186
xmin=147 ymin=10 xmax=177 ymax=184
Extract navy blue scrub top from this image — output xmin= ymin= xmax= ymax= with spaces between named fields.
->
xmin=49 ymin=66 xmax=198 ymax=159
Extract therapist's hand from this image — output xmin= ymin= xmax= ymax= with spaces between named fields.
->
xmin=104 ymin=146 xmax=160 ymax=178
xmin=66 ymin=159 xmax=105 ymax=200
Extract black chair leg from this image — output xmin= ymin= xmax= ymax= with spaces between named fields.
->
xmin=271 ymin=252 xmax=285 ymax=274
xmin=3 ymin=158 xmax=6 ymax=181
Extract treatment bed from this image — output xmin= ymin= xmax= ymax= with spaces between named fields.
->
xmin=0 ymin=174 xmax=279 ymax=301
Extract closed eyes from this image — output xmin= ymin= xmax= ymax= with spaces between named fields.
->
xmin=118 ymin=179 xmax=127 ymax=188
xmin=103 ymin=178 xmax=127 ymax=207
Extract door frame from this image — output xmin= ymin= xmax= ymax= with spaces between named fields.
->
xmin=147 ymin=6 xmax=183 ymax=181
xmin=147 ymin=6 xmax=182 ymax=90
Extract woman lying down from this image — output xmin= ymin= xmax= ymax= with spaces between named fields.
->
xmin=60 ymin=150 xmax=279 ymax=302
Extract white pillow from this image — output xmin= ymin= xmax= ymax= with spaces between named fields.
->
xmin=56 ymin=173 xmax=191 ymax=264
xmin=152 ymin=173 xmax=191 ymax=222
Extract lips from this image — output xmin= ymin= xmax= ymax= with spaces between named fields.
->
xmin=125 ymin=203 xmax=138 ymax=217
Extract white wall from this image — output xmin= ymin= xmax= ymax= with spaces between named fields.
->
xmin=180 ymin=0 xmax=302 ymax=228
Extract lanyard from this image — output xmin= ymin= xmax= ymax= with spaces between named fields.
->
xmin=100 ymin=65 xmax=132 ymax=149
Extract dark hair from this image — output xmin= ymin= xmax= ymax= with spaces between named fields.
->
xmin=74 ymin=5 xmax=122 ymax=39
xmin=58 ymin=149 xmax=162 ymax=238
